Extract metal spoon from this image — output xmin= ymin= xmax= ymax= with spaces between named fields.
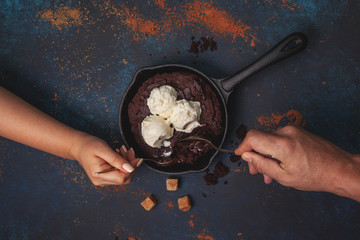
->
xmin=179 ymin=135 xmax=235 ymax=154
xmin=95 ymin=158 xmax=173 ymax=174
xmin=180 ymin=135 xmax=279 ymax=161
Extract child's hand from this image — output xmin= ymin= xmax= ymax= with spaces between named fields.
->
xmin=70 ymin=133 xmax=142 ymax=186
xmin=0 ymin=87 xmax=143 ymax=186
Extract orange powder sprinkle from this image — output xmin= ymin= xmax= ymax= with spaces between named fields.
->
xmin=264 ymin=0 xmax=300 ymax=11
xmin=185 ymin=1 xmax=256 ymax=45
xmin=102 ymin=0 xmax=257 ymax=45
xmin=107 ymin=4 xmax=160 ymax=41
xmin=197 ymin=232 xmax=215 ymax=240
xmin=257 ymin=109 xmax=305 ymax=130
xmin=189 ymin=219 xmax=195 ymax=228
xmin=133 ymin=188 xmax=152 ymax=198
xmin=52 ymin=93 xmax=58 ymax=101
xmin=237 ymin=232 xmax=243 ymax=236
xmin=39 ymin=6 xmax=83 ymax=30
xmin=164 ymin=201 xmax=175 ymax=208
xmin=155 ymin=0 xmax=166 ymax=8
xmin=280 ymin=0 xmax=300 ymax=11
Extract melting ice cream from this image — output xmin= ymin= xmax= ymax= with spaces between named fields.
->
xmin=141 ymin=85 xmax=201 ymax=148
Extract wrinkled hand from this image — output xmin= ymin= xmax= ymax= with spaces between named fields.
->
xmin=70 ymin=133 xmax=142 ymax=186
xmin=235 ymin=125 xmax=360 ymax=201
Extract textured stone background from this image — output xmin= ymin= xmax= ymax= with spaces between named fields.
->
xmin=1 ymin=0 xmax=359 ymax=239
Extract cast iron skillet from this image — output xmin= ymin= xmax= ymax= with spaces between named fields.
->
xmin=119 ymin=32 xmax=308 ymax=174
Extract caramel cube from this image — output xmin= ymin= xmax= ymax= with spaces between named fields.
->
xmin=178 ymin=195 xmax=192 ymax=212
xmin=166 ymin=177 xmax=179 ymax=191
xmin=141 ymin=195 xmax=157 ymax=211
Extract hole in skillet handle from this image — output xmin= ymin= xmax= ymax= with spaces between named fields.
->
xmin=119 ymin=64 xmax=227 ymax=175
xmin=280 ymin=32 xmax=308 ymax=53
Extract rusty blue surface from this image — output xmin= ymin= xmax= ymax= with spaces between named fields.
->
xmin=1 ymin=0 xmax=360 ymax=239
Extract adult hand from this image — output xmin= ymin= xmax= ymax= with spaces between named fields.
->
xmin=70 ymin=133 xmax=143 ymax=186
xmin=235 ymin=125 xmax=360 ymax=202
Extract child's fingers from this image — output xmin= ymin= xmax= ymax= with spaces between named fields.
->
xmin=126 ymin=148 xmax=136 ymax=162
xmin=98 ymin=148 xmax=135 ymax=173
xmin=116 ymin=145 xmax=128 ymax=159
xmin=130 ymin=158 xmax=143 ymax=168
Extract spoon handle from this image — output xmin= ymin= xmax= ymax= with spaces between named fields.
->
xmin=180 ymin=136 xmax=281 ymax=162
xmin=95 ymin=167 xmax=117 ymax=174
xmin=95 ymin=158 xmax=172 ymax=174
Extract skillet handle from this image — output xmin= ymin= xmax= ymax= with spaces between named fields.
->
xmin=221 ymin=32 xmax=308 ymax=92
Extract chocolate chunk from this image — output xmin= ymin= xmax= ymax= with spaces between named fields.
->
xmin=204 ymin=172 xmax=218 ymax=185
xmin=189 ymin=36 xmax=217 ymax=54
xmin=230 ymin=154 xmax=242 ymax=163
xmin=236 ymin=124 xmax=247 ymax=141
xmin=213 ymin=161 xmax=229 ymax=178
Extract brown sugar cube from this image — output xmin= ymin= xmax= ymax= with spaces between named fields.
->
xmin=166 ymin=177 xmax=179 ymax=191
xmin=178 ymin=195 xmax=192 ymax=212
xmin=141 ymin=195 xmax=157 ymax=211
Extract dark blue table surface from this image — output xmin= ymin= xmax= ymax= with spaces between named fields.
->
xmin=1 ymin=0 xmax=360 ymax=239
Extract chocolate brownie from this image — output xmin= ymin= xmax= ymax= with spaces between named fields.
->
xmin=128 ymin=71 xmax=224 ymax=165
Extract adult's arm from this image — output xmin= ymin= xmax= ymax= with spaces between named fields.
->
xmin=235 ymin=125 xmax=360 ymax=202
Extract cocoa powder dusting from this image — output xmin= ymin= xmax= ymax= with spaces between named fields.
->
xmin=257 ymin=109 xmax=306 ymax=130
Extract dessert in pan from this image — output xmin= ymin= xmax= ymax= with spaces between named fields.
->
xmin=121 ymin=32 xmax=307 ymax=174
xmin=128 ymin=71 xmax=224 ymax=166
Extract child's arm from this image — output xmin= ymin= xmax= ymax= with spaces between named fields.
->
xmin=0 ymin=87 xmax=141 ymax=185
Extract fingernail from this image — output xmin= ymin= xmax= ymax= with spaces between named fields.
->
xmin=136 ymin=158 xmax=144 ymax=167
xmin=121 ymin=145 xmax=127 ymax=153
xmin=115 ymin=148 xmax=120 ymax=153
xmin=241 ymin=153 xmax=252 ymax=163
xmin=122 ymin=163 xmax=135 ymax=173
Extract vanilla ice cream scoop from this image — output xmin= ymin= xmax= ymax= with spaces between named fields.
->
xmin=142 ymin=85 xmax=202 ymax=148
xmin=168 ymin=99 xmax=201 ymax=133
xmin=141 ymin=115 xmax=174 ymax=148
xmin=147 ymin=85 xmax=178 ymax=118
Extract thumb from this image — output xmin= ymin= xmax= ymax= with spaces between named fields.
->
xmin=242 ymin=152 xmax=284 ymax=180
